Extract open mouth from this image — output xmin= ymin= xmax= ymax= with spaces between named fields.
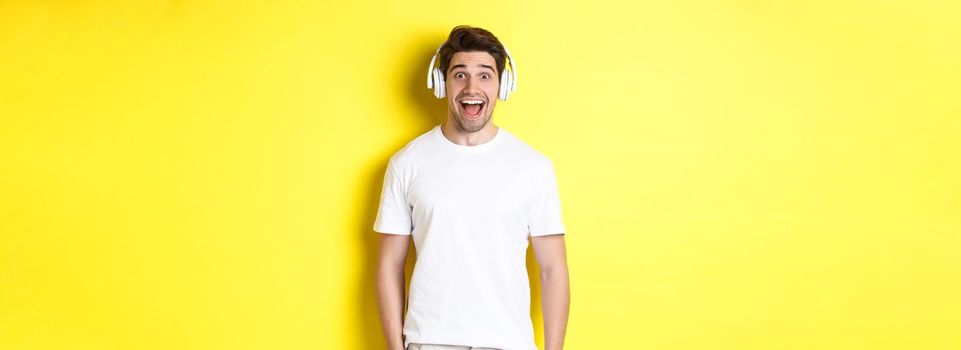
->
xmin=459 ymin=99 xmax=485 ymax=118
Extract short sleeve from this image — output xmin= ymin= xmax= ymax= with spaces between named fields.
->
xmin=373 ymin=159 xmax=413 ymax=235
xmin=528 ymin=160 xmax=566 ymax=236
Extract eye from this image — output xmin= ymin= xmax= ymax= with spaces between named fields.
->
xmin=481 ymin=73 xmax=490 ymax=79
xmin=455 ymin=72 xmax=465 ymax=79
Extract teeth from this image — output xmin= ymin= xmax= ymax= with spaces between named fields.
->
xmin=461 ymin=100 xmax=483 ymax=104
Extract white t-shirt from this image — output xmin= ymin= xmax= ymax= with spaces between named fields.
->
xmin=373 ymin=124 xmax=566 ymax=350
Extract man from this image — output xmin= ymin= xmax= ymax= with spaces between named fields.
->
xmin=374 ymin=25 xmax=569 ymax=350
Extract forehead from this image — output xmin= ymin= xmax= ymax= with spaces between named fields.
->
xmin=449 ymin=51 xmax=496 ymax=70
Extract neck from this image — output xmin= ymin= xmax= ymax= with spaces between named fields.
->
xmin=440 ymin=120 xmax=499 ymax=146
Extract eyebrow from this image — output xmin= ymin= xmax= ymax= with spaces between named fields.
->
xmin=450 ymin=64 xmax=496 ymax=73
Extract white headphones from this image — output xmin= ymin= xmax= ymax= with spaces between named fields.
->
xmin=426 ymin=42 xmax=518 ymax=101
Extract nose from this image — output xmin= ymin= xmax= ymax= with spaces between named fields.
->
xmin=463 ymin=76 xmax=481 ymax=94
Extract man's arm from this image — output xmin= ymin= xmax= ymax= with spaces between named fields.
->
xmin=531 ymin=234 xmax=570 ymax=350
xmin=376 ymin=233 xmax=410 ymax=350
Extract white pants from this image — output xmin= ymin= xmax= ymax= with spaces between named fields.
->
xmin=406 ymin=343 xmax=502 ymax=350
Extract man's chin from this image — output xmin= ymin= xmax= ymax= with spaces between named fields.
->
xmin=454 ymin=113 xmax=488 ymax=132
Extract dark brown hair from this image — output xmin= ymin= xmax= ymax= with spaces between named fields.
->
xmin=437 ymin=25 xmax=507 ymax=81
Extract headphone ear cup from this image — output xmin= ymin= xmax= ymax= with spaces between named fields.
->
xmin=498 ymin=69 xmax=508 ymax=101
xmin=431 ymin=68 xmax=438 ymax=98
xmin=507 ymin=70 xmax=514 ymax=99
xmin=500 ymin=69 xmax=512 ymax=101
xmin=434 ymin=68 xmax=446 ymax=99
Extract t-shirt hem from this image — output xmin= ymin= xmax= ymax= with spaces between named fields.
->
xmin=530 ymin=231 xmax=565 ymax=237
xmin=529 ymin=226 xmax=566 ymax=237
xmin=373 ymin=226 xmax=412 ymax=235
xmin=404 ymin=334 xmax=537 ymax=350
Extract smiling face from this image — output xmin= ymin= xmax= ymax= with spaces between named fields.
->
xmin=446 ymin=51 xmax=500 ymax=133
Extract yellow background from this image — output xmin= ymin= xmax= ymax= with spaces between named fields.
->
xmin=1 ymin=1 xmax=959 ymax=349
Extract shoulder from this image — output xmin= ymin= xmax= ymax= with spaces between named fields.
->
xmin=501 ymin=128 xmax=556 ymax=170
xmin=386 ymin=126 xmax=437 ymax=171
